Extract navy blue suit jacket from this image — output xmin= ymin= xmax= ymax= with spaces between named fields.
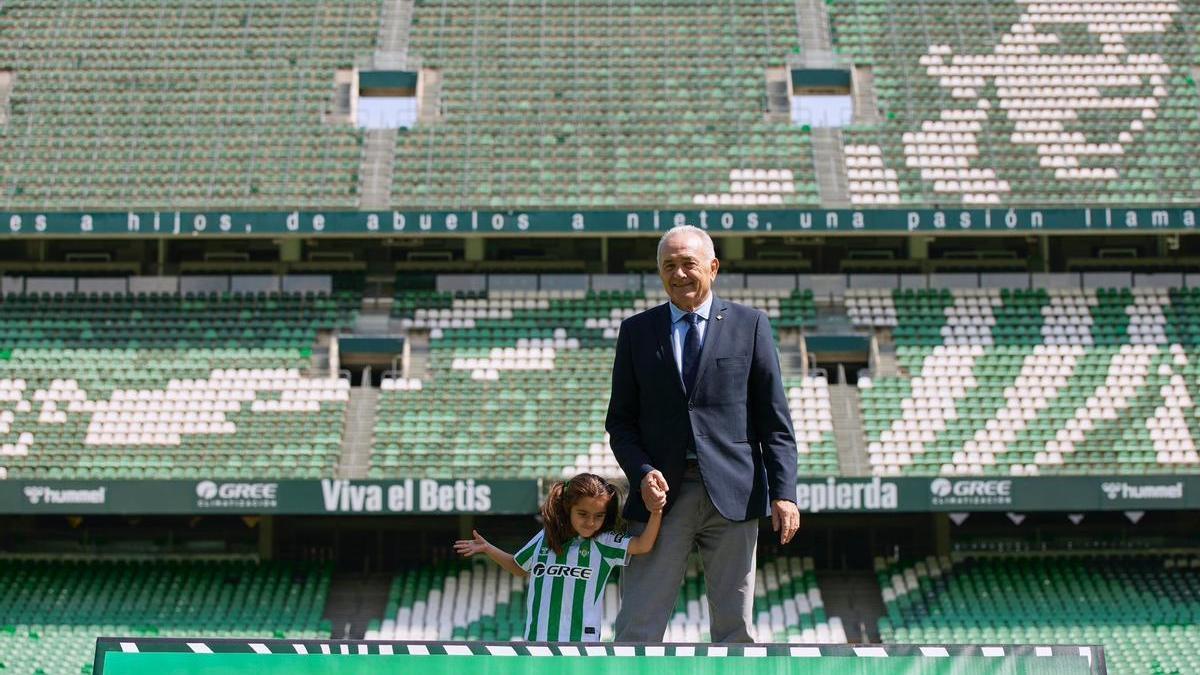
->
xmin=605 ymin=295 xmax=798 ymax=523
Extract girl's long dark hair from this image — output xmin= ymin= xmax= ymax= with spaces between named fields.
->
xmin=541 ymin=473 xmax=620 ymax=555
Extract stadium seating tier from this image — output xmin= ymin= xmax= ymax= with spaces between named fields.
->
xmin=0 ymin=290 xmax=359 ymax=480
xmin=0 ymin=1 xmax=377 ymax=209
xmin=0 ymin=558 xmax=332 ymax=675
xmin=877 ymin=552 xmax=1200 ymax=675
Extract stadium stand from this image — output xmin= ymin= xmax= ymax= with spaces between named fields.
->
xmin=366 ymin=555 xmax=845 ymax=644
xmin=0 ymin=1 xmax=377 ymax=209
xmin=787 ymin=375 xmax=841 ymax=475
xmin=829 ymin=0 xmax=1200 ymax=205
xmin=0 ymin=558 xmax=332 ymax=675
xmin=375 ymin=288 xmax=818 ymax=479
xmin=853 ymin=288 xmax=1200 ymax=475
xmin=876 ymin=552 xmax=1200 ymax=675
xmin=392 ymin=0 xmax=820 ymax=209
xmin=0 ymin=0 xmax=1199 ymax=672
xmin=0 ymin=288 xmax=358 ymax=479
xmin=1 ymin=0 xmax=1197 ymax=209
xmin=0 ymin=290 xmax=358 ymax=348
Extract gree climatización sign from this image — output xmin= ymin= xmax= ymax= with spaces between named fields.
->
xmin=791 ymin=476 xmax=1195 ymax=513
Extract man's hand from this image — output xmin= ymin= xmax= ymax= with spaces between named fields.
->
xmin=640 ymin=470 xmax=668 ymax=512
xmin=771 ymin=499 xmax=800 ymax=544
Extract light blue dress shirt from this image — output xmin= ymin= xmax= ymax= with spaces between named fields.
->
xmin=668 ymin=293 xmax=713 ymax=376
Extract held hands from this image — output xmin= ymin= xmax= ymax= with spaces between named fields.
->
xmin=771 ymin=499 xmax=800 ymax=545
xmin=453 ymin=529 xmax=491 ymax=558
xmin=640 ymin=470 xmax=668 ymax=513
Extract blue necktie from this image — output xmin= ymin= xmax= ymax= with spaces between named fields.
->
xmin=682 ymin=312 xmax=701 ymax=395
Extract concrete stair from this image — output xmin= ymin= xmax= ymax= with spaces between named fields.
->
xmin=829 ymin=384 xmax=869 ymax=476
xmin=815 ymin=571 xmax=885 ymax=643
xmin=404 ymin=331 xmax=431 ymax=380
xmin=811 ymin=128 xmax=850 ymax=208
xmin=794 ymin=0 xmax=836 ymax=65
xmin=374 ymin=0 xmax=417 ymax=68
xmin=852 ymin=67 xmax=884 ymax=125
xmin=336 ymin=386 xmax=378 ymax=480
xmin=323 ymin=573 xmax=393 ymax=639
xmin=873 ymin=342 xmax=900 ymax=377
xmin=358 ymin=129 xmax=398 ymax=210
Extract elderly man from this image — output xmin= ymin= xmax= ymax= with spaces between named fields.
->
xmin=606 ymin=225 xmax=799 ymax=643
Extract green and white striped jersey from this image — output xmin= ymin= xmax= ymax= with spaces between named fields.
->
xmin=513 ymin=529 xmax=631 ymax=642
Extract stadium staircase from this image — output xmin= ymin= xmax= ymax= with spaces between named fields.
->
xmin=415 ymin=70 xmax=444 ymax=125
xmin=337 ymin=386 xmax=378 ymax=480
xmin=814 ymin=570 xmax=886 ymax=642
xmin=359 ymin=130 xmax=399 ymax=210
xmin=794 ymin=0 xmax=837 ymax=66
xmin=829 ymin=384 xmax=869 ymax=476
xmin=374 ymin=0 xmax=417 ymax=69
xmin=356 ymin=0 xmax=417 ymax=208
xmin=353 ymin=303 xmax=394 ymax=334
xmin=871 ymin=342 xmax=900 ymax=378
xmin=850 ymin=67 xmax=883 ymax=125
xmin=794 ymin=0 xmax=852 ymax=206
xmin=765 ymin=68 xmax=792 ymax=121
xmin=0 ymin=71 xmax=12 ymax=126
xmin=405 ymin=332 xmax=432 ymax=381
xmin=323 ymin=573 xmax=393 ymax=639
xmin=778 ymin=344 xmax=808 ymax=378
xmin=811 ymin=128 xmax=852 ymax=207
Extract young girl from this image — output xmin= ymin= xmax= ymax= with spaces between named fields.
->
xmin=454 ymin=472 xmax=663 ymax=642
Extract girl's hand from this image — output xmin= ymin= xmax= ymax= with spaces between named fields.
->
xmin=646 ymin=488 xmax=667 ymax=513
xmin=453 ymin=529 xmax=491 ymax=557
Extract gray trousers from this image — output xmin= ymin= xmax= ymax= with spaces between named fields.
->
xmin=615 ymin=465 xmax=758 ymax=643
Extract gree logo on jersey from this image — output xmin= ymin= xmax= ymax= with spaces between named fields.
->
xmin=531 ymin=563 xmax=593 ymax=580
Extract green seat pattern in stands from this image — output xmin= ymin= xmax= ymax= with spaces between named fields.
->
xmin=393 ymin=0 xmax=819 ymax=209
xmin=877 ymin=552 xmax=1200 ymax=675
xmin=0 ymin=559 xmax=332 ymax=675
xmin=0 ymin=1 xmax=377 ymax=210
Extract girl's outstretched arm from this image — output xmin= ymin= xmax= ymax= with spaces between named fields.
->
xmin=454 ymin=529 xmax=530 ymax=578
xmin=627 ymin=508 xmax=663 ymax=555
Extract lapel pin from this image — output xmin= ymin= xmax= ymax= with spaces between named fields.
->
xmin=717 ymin=314 xmax=723 ymax=320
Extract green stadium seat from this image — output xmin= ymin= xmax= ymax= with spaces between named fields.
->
xmin=0 ymin=559 xmax=332 ymax=675
xmin=366 ymin=555 xmax=844 ymax=643
xmin=876 ymin=552 xmax=1200 ymax=675
xmin=0 ymin=290 xmax=359 ymax=480
xmin=852 ymin=287 xmax=1200 ymax=476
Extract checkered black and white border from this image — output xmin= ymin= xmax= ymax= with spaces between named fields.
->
xmin=94 ymin=639 xmax=1105 ymax=674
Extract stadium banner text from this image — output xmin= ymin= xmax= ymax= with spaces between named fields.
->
xmin=93 ymin=639 xmax=1105 ymax=675
xmin=0 ymin=478 xmax=538 ymax=514
xmin=0 ymin=476 xmax=1194 ymax=514
xmin=793 ymin=475 xmax=1200 ymax=514
xmin=0 ymin=208 xmax=1198 ymax=236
